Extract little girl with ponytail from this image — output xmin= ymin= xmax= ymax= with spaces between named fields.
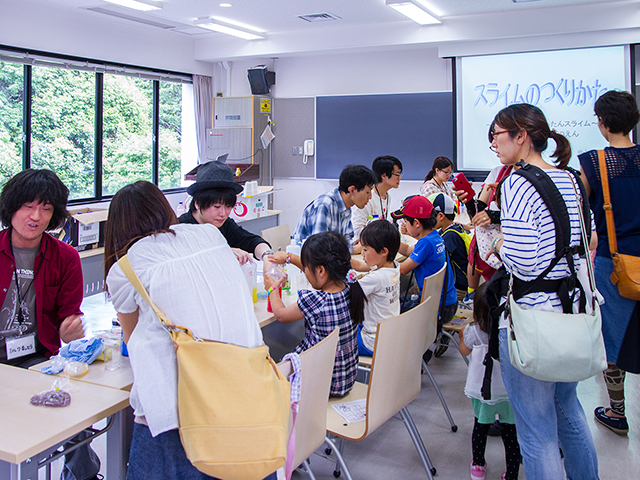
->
xmin=265 ymin=231 xmax=365 ymax=397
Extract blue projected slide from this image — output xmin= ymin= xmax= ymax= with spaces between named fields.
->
xmin=456 ymin=46 xmax=629 ymax=171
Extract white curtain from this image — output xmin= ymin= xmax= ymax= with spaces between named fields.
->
xmin=193 ymin=75 xmax=213 ymax=164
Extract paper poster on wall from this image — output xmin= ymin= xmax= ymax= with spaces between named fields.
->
xmin=457 ymin=46 xmax=629 ymax=171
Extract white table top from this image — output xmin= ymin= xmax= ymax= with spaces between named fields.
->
xmin=0 ymin=364 xmax=129 ymax=465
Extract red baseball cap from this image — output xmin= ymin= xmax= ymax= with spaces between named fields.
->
xmin=392 ymin=195 xmax=434 ymax=220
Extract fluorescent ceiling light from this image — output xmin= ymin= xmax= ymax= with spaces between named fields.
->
xmin=107 ymin=0 xmax=162 ymax=11
xmin=386 ymin=0 xmax=441 ymax=25
xmin=194 ymin=18 xmax=264 ymax=40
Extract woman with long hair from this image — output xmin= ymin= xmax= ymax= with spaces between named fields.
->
xmin=487 ymin=104 xmax=599 ymax=480
xmin=420 ymin=156 xmax=456 ymax=201
xmin=104 ymin=181 xmax=272 ymax=480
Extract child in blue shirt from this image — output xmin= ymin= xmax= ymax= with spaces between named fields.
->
xmin=393 ymin=195 xmax=458 ymax=356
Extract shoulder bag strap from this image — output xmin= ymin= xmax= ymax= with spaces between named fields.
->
xmin=117 ymin=255 xmax=181 ymax=333
xmin=597 ymin=149 xmax=619 ymax=256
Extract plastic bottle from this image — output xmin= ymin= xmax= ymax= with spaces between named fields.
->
xmin=240 ymin=260 xmax=258 ymax=303
xmin=176 ymin=201 xmax=186 ymax=218
xmin=284 ymin=237 xmax=302 ymax=295
xmin=265 ymin=265 xmax=285 ymax=312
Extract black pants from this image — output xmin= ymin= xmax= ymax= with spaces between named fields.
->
xmin=472 ymin=417 xmax=521 ymax=479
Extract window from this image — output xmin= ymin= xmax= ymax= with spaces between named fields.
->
xmin=31 ymin=66 xmax=95 ymax=199
xmin=158 ymin=81 xmax=197 ymax=190
xmin=102 ymin=74 xmax=153 ymax=196
xmin=0 ymin=61 xmax=23 ymax=187
xmin=0 ymin=48 xmax=195 ymax=201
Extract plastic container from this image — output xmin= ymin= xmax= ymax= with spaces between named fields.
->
xmin=265 ymin=265 xmax=286 ymax=312
xmin=240 ymin=260 xmax=258 ymax=303
xmin=176 ymin=201 xmax=186 ymax=217
xmin=103 ymin=337 xmax=122 ymax=371
xmin=284 ymin=238 xmax=302 ymax=295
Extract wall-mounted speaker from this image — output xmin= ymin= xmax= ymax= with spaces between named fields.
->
xmin=247 ymin=66 xmax=276 ymax=95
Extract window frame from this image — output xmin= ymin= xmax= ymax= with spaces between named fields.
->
xmin=0 ymin=44 xmax=193 ymax=205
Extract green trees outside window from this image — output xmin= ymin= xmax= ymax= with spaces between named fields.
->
xmin=0 ymin=56 xmax=194 ymax=201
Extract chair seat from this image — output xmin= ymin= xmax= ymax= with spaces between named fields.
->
xmin=358 ymin=355 xmax=372 ymax=367
xmin=327 ymin=382 xmax=369 ymax=440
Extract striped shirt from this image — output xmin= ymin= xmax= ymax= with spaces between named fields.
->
xmin=498 ymin=168 xmax=591 ymax=320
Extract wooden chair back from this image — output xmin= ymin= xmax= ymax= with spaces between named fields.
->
xmin=364 ymin=296 xmax=434 ymax=435
xmin=261 ymin=224 xmax=291 ymax=252
xmin=278 ymin=328 xmax=340 ymax=468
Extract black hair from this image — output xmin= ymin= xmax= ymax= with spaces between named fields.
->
xmin=372 ymin=156 xmax=403 ymax=183
xmin=489 ymin=103 xmax=572 ymax=169
xmin=403 ymin=209 xmax=438 ymax=231
xmin=360 ymin=220 xmax=401 ymax=262
xmin=0 ymin=169 xmax=70 ymax=230
xmin=594 ymin=90 xmax=640 ymax=136
xmin=338 ymin=165 xmax=376 ymax=193
xmin=424 ymin=156 xmax=453 ymax=182
xmin=300 ymin=231 xmax=366 ymax=325
xmin=190 ymin=187 xmax=237 ymax=213
xmin=472 ymin=282 xmax=490 ymax=334
xmin=443 ymin=212 xmax=456 ymax=222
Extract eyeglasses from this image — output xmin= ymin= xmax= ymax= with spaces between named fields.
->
xmin=489 ymin=130 xmax=510 ymax=152
xmin=438 ymin=169 xmax=453 ymax=177
xmin=392 ymin=172 xmax=403 ymax=178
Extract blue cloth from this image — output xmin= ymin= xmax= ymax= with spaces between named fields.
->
xmin=410 ymin=230 xmax=457 ymax=307
xmin=594 ymin=256 xmax=638 ymax=365
xmin=41 ymin=338 xmax=104 ymax=374
xmin=498 ymin=329 xmax=599 ymax=480
xmin=293 ymin=187 xmax=355 ymax=250
xmin=356 ymin=324 xmax=374 ymax=356
xmin=127 ymin=423 xmax=277 ymax=480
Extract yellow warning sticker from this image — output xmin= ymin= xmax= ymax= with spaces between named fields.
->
xmin=260 ymin=98 xmax=271 ymax=113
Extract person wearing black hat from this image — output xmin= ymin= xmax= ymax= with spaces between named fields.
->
xmin=178 ymin=161 xmax=273 ymax=265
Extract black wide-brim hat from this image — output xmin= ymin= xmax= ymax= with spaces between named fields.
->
xmin=187 ymin=160 xmax=243 ymax=195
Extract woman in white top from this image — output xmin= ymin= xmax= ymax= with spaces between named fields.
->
xmin=487 ymin=104 xmax=599 ymax=480
xmin=104 ymin=181 xmax=272 ymax=480
xmin=420 ymin=156 xmax=456 ymax=201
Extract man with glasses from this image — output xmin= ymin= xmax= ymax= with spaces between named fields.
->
xmin=351 ymin=155 xmax=404 ymax=240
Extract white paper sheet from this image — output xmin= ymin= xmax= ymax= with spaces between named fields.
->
xmin=331 ymin=399 xmax=367 ymax=423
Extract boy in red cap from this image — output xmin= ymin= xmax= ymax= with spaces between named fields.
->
xmin=393 ymin=195 xmax=458 ymax=357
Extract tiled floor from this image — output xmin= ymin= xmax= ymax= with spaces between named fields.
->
xmin=41 ymin=297 xmax=639 ymax=479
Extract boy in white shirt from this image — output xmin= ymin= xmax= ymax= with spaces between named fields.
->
xmin=352 ymin=220 xmax=401 ymax=356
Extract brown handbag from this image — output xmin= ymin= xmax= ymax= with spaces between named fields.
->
xmin=597 ymin=149 xmax=640 ymax=300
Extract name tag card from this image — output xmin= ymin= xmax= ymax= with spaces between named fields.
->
xmin=6 ymin=333 xmax=36 ymax=360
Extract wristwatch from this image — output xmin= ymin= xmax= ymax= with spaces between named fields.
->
xmin=261 ymin=249 xmax=275 ymax=259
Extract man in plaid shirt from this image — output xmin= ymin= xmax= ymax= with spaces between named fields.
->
xmin=293 ymin=165 xmax=376 ymax=253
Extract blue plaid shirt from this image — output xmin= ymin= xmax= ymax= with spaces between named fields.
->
xmin=295 ymin=287 xmax=358 ymax=397
xmin=293 ymin=187 xmax=354 ymax=249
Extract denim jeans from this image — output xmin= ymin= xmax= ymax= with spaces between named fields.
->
xmin=498 ymin=328 xmax=599 ymax=480
xmin=126 ymin=423 xmax=278 ymax=480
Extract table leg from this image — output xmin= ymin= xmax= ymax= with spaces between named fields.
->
xmin=106 ymin=410 xmax=126 ymax=480
xmin=0 ymin=456 xmax=38 ymax=480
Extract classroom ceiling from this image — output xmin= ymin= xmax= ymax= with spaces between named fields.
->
xmin=12 ymin=0 xmax=640 ymax=62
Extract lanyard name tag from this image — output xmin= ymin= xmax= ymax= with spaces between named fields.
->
xmin=6 ymin=333 xmax=36 ymax=360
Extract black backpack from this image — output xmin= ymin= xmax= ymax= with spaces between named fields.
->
xmin=480 ymin=161 xmax=591 ymax=400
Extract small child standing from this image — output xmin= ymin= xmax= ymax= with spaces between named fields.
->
xmin=265 ymin=231 xmax=365 ymax=397
xmin=459 ymin=282 xmax=520 ymax=480
xmin=351 ymin=220 xmax=401 ymax=356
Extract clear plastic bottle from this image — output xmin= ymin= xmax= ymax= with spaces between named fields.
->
xmin=176 ymin=201 xmax=186 ymax=218
xmin=240 ymin=260 xmax=258 ymax=303
xmin=284 ymin=236 xmax=303 ymax=294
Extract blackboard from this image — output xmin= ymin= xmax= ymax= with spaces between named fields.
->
xmin=316 ymin=92 xmax=453 ymax=180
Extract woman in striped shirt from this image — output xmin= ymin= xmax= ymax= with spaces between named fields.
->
xmin=487 ymin=104 xmax=599 ymax=480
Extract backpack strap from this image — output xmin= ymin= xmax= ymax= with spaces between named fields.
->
xmin=510 ymin=161 xmax=585 ymax=314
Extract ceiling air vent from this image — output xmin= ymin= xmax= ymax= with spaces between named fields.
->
xmin=298 ymin=12 xmax=341 ymax=23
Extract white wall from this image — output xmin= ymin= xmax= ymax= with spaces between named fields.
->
xmin=222 ymin=47 xmax=451 ymax=232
